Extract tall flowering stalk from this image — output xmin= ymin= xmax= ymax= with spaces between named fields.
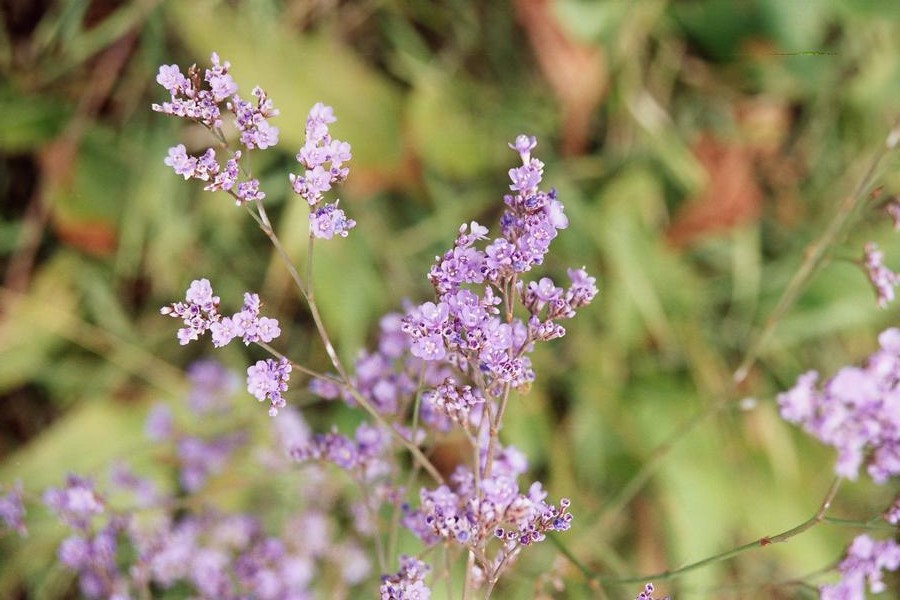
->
xmin=152 ymin=53 xmax=596 ymax=597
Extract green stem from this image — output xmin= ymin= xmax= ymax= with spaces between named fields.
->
xmin=587 ymin=477 xmax=842 ymax=586
xmin=734 ymin=120 xmax=900 ymax=384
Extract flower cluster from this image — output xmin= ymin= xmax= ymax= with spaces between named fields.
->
xmin=26 ymin=363 xmax=374 ymax=599
xmin=379 ymin=555 xmax=432 ymax=600
xmin=403 ymin=444 xmax=571 ymax=579
xmin=247 ymin=357 xmax=293 ymax=417
xmin=290 ymin=102 xmax=356 ymax=239
xmin=777 ymin=327 xmax=900 ymax=483
xmin=309 ymin=311 xmax=452 ymax=423
xmin=402 ymin=136 xmax=597 ymax=396
xmin=43 ymin=475 xmax=105 ymax=531
xmin=160 ymin=279 xmax=290 ymax=416
xmin=422 ymin=377 xmax=485 ymax=430
xmin=0 ymin=481 xmax=27 ymax=537
xmin=160 ymin=278 xmax=281 ymax=348
xmin=820 ymin=534 xmax=900 ymax=599
xmin=145 ymin=398 xmax=247 ymax=493
xmin=290 ymin=423 xmax=392 ymax=480
xmin=153 ymin=53 xmax=278 ymax=205
xmin=862 ymin=242 xmax=899 ymax=309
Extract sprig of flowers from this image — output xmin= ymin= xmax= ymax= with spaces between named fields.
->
xmin=777 ymin=327 xmax=900 ymax=483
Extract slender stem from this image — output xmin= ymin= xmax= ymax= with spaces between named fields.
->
xmin=734 ymin=122 xmax=900 ymax=384
xmin=588 ymin=478 xmax=842 ymax=586
xmin=354 ymin=473 xmax=387 ymax=573
xmin=249 ymin=198 xmax=442 ymax=482
xmin=482 ymin=383 xmax=512 ymax=480
xmin=344 ymin=384 xmax=444 ymax=484
xmin=462 ymin=550 xmax=476 ymax=600
xmin=302 ymin=232 xmax=351 ymax=382
xmin=247 ymin=202 xmax=308 ymax=298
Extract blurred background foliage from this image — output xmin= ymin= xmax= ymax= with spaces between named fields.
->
xmin=1 ymin=0 xmax=899 ymax=598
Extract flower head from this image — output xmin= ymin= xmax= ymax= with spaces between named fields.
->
xmin=0 ymin=482 xmax=27 ymax=537
xmin=820 ymin=534 xmax=900 ymax=599
xmin=247 ymin=357 xmax=292 ymax=416
xmin=778 ymin=327 xmax=900 ymax=483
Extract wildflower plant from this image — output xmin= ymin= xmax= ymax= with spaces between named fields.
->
xmin=2 ymin=48 xmax=899 ymax=600
xmin=153 ymin=52 xmax=598 ymax=597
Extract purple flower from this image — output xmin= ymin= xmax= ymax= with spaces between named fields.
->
xmin=778 ymin=327 xmax=900 ymax=483
xmin=145 ymin=402 xmax=173 ymax=441
xmin=289 ymin=103 xmax=354 ymax=235
xmin=207 ymin=152 xmax=240 ymax=193
xmin=156 ymin=64 xmax=188 ymax=92
xmin=247 ymin=357 xmax=292 ymax=416
xmin=0 ymin=481 xmax=27 ymax=536
xmin=508 ymin=160 xmax=543 ymax=193
xmin=309 ymin=202 xmax=356 ymax=239
xmin=635 ymin=583 xmax=669 ymax=600
xmin=820 ymin=534 xmax=900 ymax=599
xmin=380 ymin=555 xmax=431 ymax=600
xmin=164 ymin=144 xmax=197 ymax=179
xmin=885 ymin=495 xmax=900 ymax=525
xmin=43 ymin=475 xmax=104 ymax=531
xmin=236 ymin=178 xmax=266 ymax=204
xmin=508 ymin=134 xmax=537 ymax=161
xmin=863 ymin=242 xmax=899 ymax=309
xmin=206 ymin=52 xmax=238 ymax=101
xmin=162 ymin=280 xmax=280 ymax=349
xmin=885 ymin=197 xmax=900 ymax=230
xmin=178 ymin=433 xmax=244 ymax=492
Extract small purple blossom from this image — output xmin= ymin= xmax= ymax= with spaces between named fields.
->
xmin=186 ymin=359 xmax=239 ymax=414
xmin=56 ymin=519 xmax=130 ymax=599
xmin=635 ymin=582 xmax=669 ymax=600
xmin=43 ymin=475 xmax=104 ymax=531
xmin=247 ymin=357 xmax=292 ymax=416
xmin=309 ymin=202 xmax=356 ymax=239
xmin=885 ymin=197 xmax=900 ymax=230
xmin=380 ymin=555 xmax=431 ymax=600
xmin=145 ymin=402 xmax=173 ymax=441
xmin=885 ymin=495 xmax=900 ymax=525
xmin=863 ymin=242 xmax=899 ymax=309
xmin=164 ymin=144 xmax=198 ymax=179
xmin=508 ymin=134 xmax=537 ymax=162
xmin=820 ymin=534 xmax=900 ymax=599
xmin=178 ymin=433 xmax=245 ymax=492
xmin=156 ymin=64 xmax=189 ymax=92
xmin=0 ymin=481 xmax=27 ymax=536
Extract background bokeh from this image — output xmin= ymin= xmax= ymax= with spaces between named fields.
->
xmin=2 ymin=0 xmax=900 ymax=598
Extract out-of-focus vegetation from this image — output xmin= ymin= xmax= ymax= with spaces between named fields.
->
xmin=1 ymin=0 xmax=899 ymax=598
